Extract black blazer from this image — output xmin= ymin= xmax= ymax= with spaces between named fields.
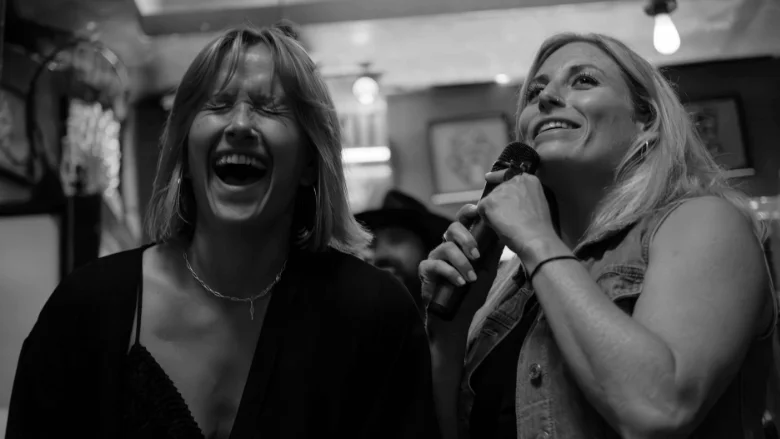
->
xmin=6 ymin=245 xmax=440 ymax=438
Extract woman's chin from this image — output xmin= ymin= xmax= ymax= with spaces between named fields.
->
xmin=534 ymin=139 xmax=576 ymax=158
xmin=210 ymin=205 xmax=266 ymax=226
xmin=203 ymin=177 xmax=273 ymax=227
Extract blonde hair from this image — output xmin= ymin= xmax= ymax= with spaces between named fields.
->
xmin=516 ymin=33 xmax=779 ymax=415
xmin=145 ymin=22 xmax=371 ymax=253
xmin=515 ymin=33 xmax=766 ymax=244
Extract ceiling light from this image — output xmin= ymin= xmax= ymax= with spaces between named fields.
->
xmin=494 ymin=73 xmax=511 ymax=85
xmin=645 ymin=0 xmax=681 ymax=55
xmin=352 ymin=76 xmax=379 ymax=105
xmin=352 ymin=62 xmax=381 ymax=105
xmin=342 ymin=146 xmax=391 ymax=164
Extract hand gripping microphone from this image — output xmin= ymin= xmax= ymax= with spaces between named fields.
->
xmin=427 ymin=142 xmax=541 ymax=321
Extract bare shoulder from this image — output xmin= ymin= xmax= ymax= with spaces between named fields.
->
xmin=141 ymin=241 xmax=192 ymax=295
xmin=645 ymin=195 xmax=772 ymax=335
xmin=142 ymin=242 xmax=179 ymax=279
xmin=137 ymin=242 xmax=204 ymax=332
xmin=651 ymin=196 xmax=761 ymax=257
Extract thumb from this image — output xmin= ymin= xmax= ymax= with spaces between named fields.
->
xmin=455 ymin=204 xmax=479 ymax=226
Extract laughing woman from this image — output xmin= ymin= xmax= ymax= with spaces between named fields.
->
xmin=7 ymin=23 xmax=439 ymax=439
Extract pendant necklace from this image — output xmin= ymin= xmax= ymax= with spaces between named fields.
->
xmin=183 ymin=252 xmax=287 ymax=320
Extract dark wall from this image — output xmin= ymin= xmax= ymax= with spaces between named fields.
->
xmin=387 ymin=56 xmax=780 ymax=218
xmin=662 ymin=56 xmax=780 ymax=196
xmin=130 ymin=97 xmax=167 ymax=240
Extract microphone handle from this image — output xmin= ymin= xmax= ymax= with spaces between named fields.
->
xmin=426 ymin=216 xmax=503 ymax=321
xmin=426 ymin=163 xmax=537 ymax=321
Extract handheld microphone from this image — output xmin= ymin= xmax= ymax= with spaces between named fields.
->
xmin=427 ymin=142 xmax=541 ymax=321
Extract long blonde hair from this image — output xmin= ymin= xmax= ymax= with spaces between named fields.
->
xmin=515 ymin=33 xmax=766 ymax=244
xmin=516 ymin=32 xmax=779 ymax=417
xmin=145 ymin=22 xmax=370 ymax=253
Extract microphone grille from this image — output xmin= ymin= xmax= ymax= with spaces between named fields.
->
xmin=493 ymin=142 xmax=540 ymax=174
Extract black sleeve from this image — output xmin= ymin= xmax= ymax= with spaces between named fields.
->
xmin=358 ymin=293 xmax=442 ymax=439
xmin=5 ymin=280 xmax=86 ymax=438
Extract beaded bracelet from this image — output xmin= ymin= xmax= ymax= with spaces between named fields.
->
xmin=528 ymin=255 xmax=579 ymax=282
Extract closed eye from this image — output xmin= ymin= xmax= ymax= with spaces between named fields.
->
xmin=202 ymin=99 xmax=232 ymax=112
xmin=258 ymin=102 xmax=287 ymax=115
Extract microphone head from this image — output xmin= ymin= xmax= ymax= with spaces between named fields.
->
xmin=492 ymin=142 xmax=540 ymax=174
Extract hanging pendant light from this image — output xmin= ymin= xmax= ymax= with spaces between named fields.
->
xmin=352 ymin=62 xmax=380 ymax=105
xmin=645 ymin=0 xmax=681 ymax=55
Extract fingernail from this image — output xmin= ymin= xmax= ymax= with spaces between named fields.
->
xmin=471 ymin=248 xmax=481 ymax=259
xmin=468 ymin=271 xmax=477 ymax=282
xmin=456 ymin=277 xmax=466 ymax=286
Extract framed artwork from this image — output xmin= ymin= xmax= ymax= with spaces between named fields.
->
xmin=684 ymin=97 xmax=751 ymax=173
xmin=0 ymin=87 xmax=33 ymax=190
xmin=428 ymin=113 xmax=511 ymax=203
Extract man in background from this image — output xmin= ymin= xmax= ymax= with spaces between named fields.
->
xmin=355 ymin=190 xmax=451 ymax=315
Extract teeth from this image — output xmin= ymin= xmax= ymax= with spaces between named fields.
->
xmin=538 ymin=120 xmax=575 ymax=135
xmin=216 ymin=154 xmax=262 ymax=168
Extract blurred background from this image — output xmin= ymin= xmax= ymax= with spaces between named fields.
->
xmin=1 ymin=0 xmax=780 ymax=432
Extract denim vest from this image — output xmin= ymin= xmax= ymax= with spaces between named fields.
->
xmin=460 ymin=200 xmax=779 ymax=438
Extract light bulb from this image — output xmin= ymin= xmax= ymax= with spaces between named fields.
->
xmin=352 ymin=76 xmax=379 ymax=105
xmin=653 ymin=13 xmax=681 ymax=55
xmin=494 ymin=73 xmax=511 ymax=85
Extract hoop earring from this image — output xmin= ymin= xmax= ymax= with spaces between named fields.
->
xmin=295 ymin=185 xmax=318 ymax=244
xmin=312 ymin=185 xmax=319 ymax=214
xmin=175 ymin=172 xmax=191 ymax=225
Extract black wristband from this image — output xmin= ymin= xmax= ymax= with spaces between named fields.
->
xmin=528 ymin=255 xmax=579 ymax=282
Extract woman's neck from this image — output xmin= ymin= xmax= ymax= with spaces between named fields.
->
xmin=184 ymin=220 xmax=293 ymax=299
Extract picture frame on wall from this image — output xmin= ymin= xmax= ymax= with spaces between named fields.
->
xmin=684 ymin=96 xmax=753 ymax=177
xmin=428 ymin=113 xmax=511 ymax=205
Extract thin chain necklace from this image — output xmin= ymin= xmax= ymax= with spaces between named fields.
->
xmin=182 ymin=252 xmax=287 ymax=320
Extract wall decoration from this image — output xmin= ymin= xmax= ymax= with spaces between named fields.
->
xmin=0 ymin=88 xmax=32 ymax=189
xmin=60 ymin=99 xmax=122 ymax=200
xmin=428 ymin=113 xmax=511 ymax=198
xmin=685 ymin=97 xmax=750 ymax=171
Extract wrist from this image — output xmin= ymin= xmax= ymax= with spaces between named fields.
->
xmin=513 ymin=233 xmax=571 ymax=273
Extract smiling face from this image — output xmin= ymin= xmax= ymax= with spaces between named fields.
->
xmin=517 ymin=42 xmax=643 ymax=185
xmin=186 ymin=43 xmax=315 ymax=229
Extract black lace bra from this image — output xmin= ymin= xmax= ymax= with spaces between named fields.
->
xmin=122 ymin=284 xmax=207 ymax=439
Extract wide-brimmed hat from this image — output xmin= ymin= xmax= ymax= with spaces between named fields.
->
xmin=355 ymin=190 xmax=452 ymax=252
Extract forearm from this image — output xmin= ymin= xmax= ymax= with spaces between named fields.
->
xmin=427 ymin=319 xmax=470 ymax=439
xmin=520 ymin=238 xmax=684 ymax=434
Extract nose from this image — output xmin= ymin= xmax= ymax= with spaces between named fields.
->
xmin=225 ymin=103 xmax=258 ymax=145
xmin=538 ymin=89 xmax=565 ymax=113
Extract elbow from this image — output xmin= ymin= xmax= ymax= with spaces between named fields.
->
xmin=613 ymin=395 xmax=702 ymax=439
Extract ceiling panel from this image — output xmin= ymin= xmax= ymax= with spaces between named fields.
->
xmin=133 ymin=0 xmax=618 ymax=35
xmin=10 ymin=0 xmax=780 ymax=100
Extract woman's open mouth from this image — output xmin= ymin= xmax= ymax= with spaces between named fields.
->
xmin=212 ymin=153 xmax=268 ymax=186
xmin=533 ymin=119 xmax=581 ymax=139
